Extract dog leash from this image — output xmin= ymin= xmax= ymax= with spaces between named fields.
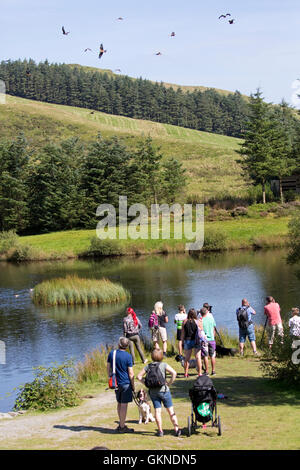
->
xmin=132 ymin=390 xmax=141 ymax=408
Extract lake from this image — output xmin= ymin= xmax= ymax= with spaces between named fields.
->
xmin=0 ymin=249 xmax=299 ymax=412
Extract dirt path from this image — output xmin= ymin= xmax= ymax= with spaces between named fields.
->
xmin=0 ymin=391 xmax=116 ymax=449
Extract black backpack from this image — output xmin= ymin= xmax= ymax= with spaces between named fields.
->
xmin=237 ymin=306 xmax=250 ymax=329
xmin=144 ymin=362 xmax=166 ymax=389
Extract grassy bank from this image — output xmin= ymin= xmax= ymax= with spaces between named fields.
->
xmin=1 ymin=350 xmax=299 ymax=450
xmin=32 ymin=276 xmax=130 ymax=306
xmin=10 ymin=217 xmax=290 ymax=261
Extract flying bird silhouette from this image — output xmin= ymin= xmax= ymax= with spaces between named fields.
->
xmin=99 ymin=44 xmax=107 ymax=59
xmin=62 ymin=26 xmax=70 ymax=35
xmin=84 ymin=48 xmax=92 ymax=52
xmin=228 ymin=19 xmax=235 ymax=24
xmin=155 ymin=52 xmax=162 ymax=56
xmin=170 ymin=32 xmax=175 ymax=37
xmin=218 ymin=13 xmax=231 ymax=19
xmin=117 ymin=17 xmax=124 ymax=20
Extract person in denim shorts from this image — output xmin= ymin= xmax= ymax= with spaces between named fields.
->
xmin=137 ymin=349 xmax=181 ymax=437
xmin=181 ymin=308 xmax=203 ymax=377
xmin=236 ymin=299 xmax=258 ymax=356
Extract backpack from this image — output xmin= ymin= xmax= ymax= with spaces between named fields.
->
xmin=237 ymin=307 xmax=250 ymax=329
xmin=148 ymin=311 xmax=159 ymax=329
xmin=144 ymin=362 xmax=166 ymax=389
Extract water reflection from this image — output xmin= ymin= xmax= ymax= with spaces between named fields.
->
xmin=0 ymin=249 xmax=299 ymax=412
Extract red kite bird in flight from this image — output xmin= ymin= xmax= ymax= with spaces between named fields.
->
xmin=218 ymin=13 xmax=231 ymax=19
xmin=62 ymin=26 xmax=70 ymax=35
xmin=99 ymin=44 xmax=107 ymax=59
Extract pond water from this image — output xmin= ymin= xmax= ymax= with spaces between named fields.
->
xmin=0 ymin=249 xmax=299 ymax=412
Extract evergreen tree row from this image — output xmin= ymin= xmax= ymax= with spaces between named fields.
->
xmin=0 ymin=134 xmax=186 ymax=234
xmin=0 ymin=59 xmax=251 ymax=138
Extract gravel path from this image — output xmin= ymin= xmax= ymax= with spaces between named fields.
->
xmin=0 ymin=392 xmax=116 ymax=448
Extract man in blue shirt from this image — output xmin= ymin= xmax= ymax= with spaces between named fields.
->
xmin=236 ymin=298 xmax=258 ymax=356
xmin=107 ymin=337 xmax=135 ymax=433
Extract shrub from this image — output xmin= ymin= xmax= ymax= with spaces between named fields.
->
xmin=203 ymin=228 xmax=228 ymax=251
xmin=231 ymin=206 xmax=248 ymax=217
xmin=14 ymin=361 xmax=81 ymax=411
xmin=7 ymin=244 xmax=39 ymax=262
xmin=83 ymin=237 xmax=125 ymax=257
xmin=260 ymin=325 xmax=300 ymax=385
xmin=0 ymin=230 xmax=19 ymax=255
xmin=284 ymin=190 xmax=297 ymax=203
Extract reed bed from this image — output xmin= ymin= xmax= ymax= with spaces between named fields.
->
xmin=32 ymin=275 xmax=131 ymax=306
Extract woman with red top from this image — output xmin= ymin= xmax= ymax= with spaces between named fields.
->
xmin=264 ymin=296 xmax=284 ymax=349
xmin=123 ymin=307 xmax=148 ymax=365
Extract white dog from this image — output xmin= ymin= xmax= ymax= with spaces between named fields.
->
xmin=136 ymin=389 xmax=155 ymax=424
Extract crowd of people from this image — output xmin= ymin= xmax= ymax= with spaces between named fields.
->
xmin=106 ymin=297 xmax=300 ymax=435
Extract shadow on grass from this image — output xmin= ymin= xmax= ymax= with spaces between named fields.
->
xmin=170 ymin=375 xmax=300 ymax=408
xmin=53 ymin=424 xmax=153 ymax=436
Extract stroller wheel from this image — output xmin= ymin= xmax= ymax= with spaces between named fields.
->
xmin=187 ymin=415 xmax=192 ymax=436
xmin=217 ymin=416 xmax=222 ymax=436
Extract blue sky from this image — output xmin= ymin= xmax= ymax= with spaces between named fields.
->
xmin=1 ymin=0 xmax=300 ymax=106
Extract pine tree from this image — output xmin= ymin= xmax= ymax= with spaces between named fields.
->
xmin=0 ymin=134 xmax=29 ymax=232
xmin=238 ymin=89 xmax=287 ymax=204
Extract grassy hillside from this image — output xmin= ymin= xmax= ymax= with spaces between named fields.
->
xmin=0 ymin=94 xmax=245 ymax=199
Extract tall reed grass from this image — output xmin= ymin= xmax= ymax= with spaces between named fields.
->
xmin=32 ymin=275 xmax=131 ymax=306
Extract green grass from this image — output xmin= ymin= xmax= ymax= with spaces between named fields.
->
xmin=16 ymin=217 xmax=290 ymax=260
xmin=0 ymin=94 xmax=245 ymax=200
xmin=1 ymin=354 xmax=299 ymax=450
xmin=32 ymin=275 xmax=130 ymax=306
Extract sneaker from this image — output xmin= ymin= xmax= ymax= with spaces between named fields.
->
xmin=211 ymin=371 xmax=216 ymax=376
xmin=175 ymin=428 xmax=182 ymax=437
xmin=143 ymin=359 xmax=148 ymax=364
xmin=184 ymin=373 xmax=189 ymax=378
xmin=156 ymin=431 xmax=164 ymax=437
xmin=118 ymin=425 xmax=135 ymax=433
xmin=203 ymin=372 xmax=209 ymax=376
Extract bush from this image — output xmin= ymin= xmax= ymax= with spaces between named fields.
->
xmin=0 ymin=230 xmax=19 ymax=255
xmin=231 ymin=206 xmax=248 ymax=217
xmin=203 ymin=228 xmax=228 ymax=251
xmin=284 ymin=190 xmax=297 ymax=203
xmin=83 ymin=237 xmax=125 ymax=257
xmin=14 ymin=361 xmax=81 ymax=411
xmin=260 ymin=325 xmax=300 ymax=385
xmin=7 ymin=244 xmax=39 ymax=262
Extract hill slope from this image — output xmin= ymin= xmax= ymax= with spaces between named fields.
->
xmin=0 ymin=95 xmax=245 ymax=200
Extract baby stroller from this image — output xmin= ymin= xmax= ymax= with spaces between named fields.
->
xmin=187 ymin=375 xmax=222 ymax=436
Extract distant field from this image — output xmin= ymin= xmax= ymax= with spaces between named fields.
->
xmin=0 ymin=95 xmax=244 ymax=200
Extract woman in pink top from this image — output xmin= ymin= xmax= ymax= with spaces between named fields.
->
xmin=264 ymin=296 xmax=283 ymax=348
